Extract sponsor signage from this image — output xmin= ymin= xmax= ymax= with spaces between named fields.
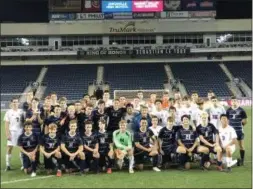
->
xmin=81 ymin=49 xmax=131 ymax=56
xmin=113 ymin=12 xmax=133 ymax=19
xmin=76 ymin=13 xmax=104 ymax=20
xmin=109 ymin=21 xmax=155 ymax=33
xmin=83 ymin=0 xmax=101 ymax=12
xmin=198 ymin=0 xmax=215 ymax=10
xmin=189 ymin=11 xmax=216 ymax=18
xmin=168 ymin=11 xmax=189 ymax=18
xmin=49 ymin=13 xmax=76 ymax=20
xmin=133 ymin=12 xmax=158 ymax=19
xmin=102 ymin=1 xmax=132 ymax=12
xmin=226 ymin=99 xmax=252 ymax=107
xmin=132 ymin=0 xmax=163 ymax=12
xmin=181 ymin=0 xmax=198 ymax=11
xmin=48 ymin=0 xmax=82 ymax=12
xmin=164 ymin=0 xmax=181 ymax=11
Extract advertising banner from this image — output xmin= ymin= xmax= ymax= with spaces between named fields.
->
xmin=226 ymin=99 xmax=252 ymax=107
xmin=49 ymin=13 xmax=76 ymax=20
xmin=168 ymin=11 xmax=189 ymax=18
xmin=82 ymin=0 xmax=101 ymax=12
xmin=102 ymin=1 xmax=132 ymax=12
xmin=132 ymin=0 xmax=163 ymax=12
xmin=198 ymin=0 xmax=215 ymax=10
xmin=48 ymin=0 xmax=82 ymax=12
xmin=76 ymin=13 xmax=104 ymax=19
xmin=181 ymin=0 xmax=198 ymax=11
xmin=133 ymin=12 xmax=159 ymax=19
xmin=164 ymin=0 xmax=181 ymax=11
xmin=108 ymin=21 xmax=156 ymax=33
xmin=113 ymin=12 xmax=133 ymax=19
xmin=189 ymin=10 xmax=216 ymax=18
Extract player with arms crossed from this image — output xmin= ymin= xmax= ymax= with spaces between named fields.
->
xmin=218 ymin=114 xmax=238 ymax=172
xmin=4 ymin=97 xmax=24 ymax=171
xmin=134 ymin=118 xmax=160 ymax=172
xmin=40 ymin=123 xmax=62 ymax=176
xmin=226 ymin=96 xmax=247 ymax=165
xmin=113 ymin=120 xmax=134 ymax=174
xmin=18 ymin=121 xmax=39 ymax=177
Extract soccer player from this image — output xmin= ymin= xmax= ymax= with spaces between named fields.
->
xmin=82 ymin=121 xmax=100 ymax=173
xmin=137 ymin=91 xmax=146 ymax=105
xmin=40 ymin=123 xmax=62 ymax=176
xmin=92 ymin=100 xmax=107 ymax=131
xmin=83 ymin=94 xmax=90 ymax=104
xmin=22 ymin=90 xmax=34 ymax=113
xmin=204 ymin=90 xmax=215 ymax=109
xmin=123 ymin=103 xmax=138 ymax=136
xmin=119 ymin=96 xmax=127 ymax=108
xmin=44 ymin=105 xmax=63 ymax=136
xmin=75 ymin=101 xmax=86 ymax=136
xmin=162 ymin=91 xmax=170 ymax=110
xmin=218 ymin=114 xmax=238 ymax=172
xmin=90 ymin=95 xmax=97 ymax=108
xmin=151 ymin=99 xmax=169 ymax=127
xmin=50 ymin=92 xmax=58 ymax=108
xmin=168 ymin=106 xmax=181 ymax=125
xmin=147 ymin=93 xmax=156 ymax=112
xmin=196 ymin=112 xmax=222 ymax=171
xmin=134 ymin=118 xmax=160 ymax=172
xmin=96 ymin=119 xmax=114 ymax=174
xmin=60 ymin=120 xmax=86 ymax=174
xmin=83 ymin=103 xmax=94 ymax=132
xmin=133 ymin=105 xmax=152 ymax=132
xmin=103 ymin=90 xmax=113 ymax=107
xmin=4 ymin=97 xmax=24 ymax=171
xmin=113 ymin=120 xmax=134 ymax=173
xmin=18 ymin=121 xmax=39 ymax=177
xmin=176 ymin=115 xmax=199 ymax=170
xmin=58 ymin=97 xmax=68 ymax=118
xmin=226 ymin=96 xmax=247 ymax=165
xmin=192 ymin=98 xmax=207 ymax=129
xmin=158 ymin=117 xmax=179 ymax=169
xmin=132 ymin=96 xmax=141 ymax=112
xmin=61 ymin=105 xmax=77 ymax=134
xmin=190 ymin=91 xmax=199 ymax=109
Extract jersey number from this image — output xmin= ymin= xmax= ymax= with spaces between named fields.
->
xmin=185 ymin=134 xmax=191 ymax=140
xmin=222 ymin=136 xmax=225 ymax=141
xmin=16 ymin=117 xmax=20 ymax=122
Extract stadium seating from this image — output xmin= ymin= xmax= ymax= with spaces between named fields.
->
xmin=1 ymin=66 xmax=41 ymax=101
xmin=104 ymin=64 xmax=167 ymax=96
xmin=43 ymin=65 xmax=97 ymax=100
xmin=225 ymin=61 xmax=252 ymax=88
xmin=170 ymin=63 xmax=231 ymax=97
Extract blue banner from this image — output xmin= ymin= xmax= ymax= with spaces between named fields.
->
xmin=49 ymin=13 xmax=76 ymax=20
xmin=102 ymin=1 xmax=132 ymax=12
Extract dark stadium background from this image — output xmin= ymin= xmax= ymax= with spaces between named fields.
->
xmin=0 ymin=0 xmax=252 ymax=22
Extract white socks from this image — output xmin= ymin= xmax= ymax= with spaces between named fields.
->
xmin=226 ymin=157 xmax=232 ymax=167
xmin=129 ymin=156 xmax=134 ymax=170
xmin=19 ymin=153 xmax=23 ymax=166
xmin=6 ymin=154 xmax=11 ymax=167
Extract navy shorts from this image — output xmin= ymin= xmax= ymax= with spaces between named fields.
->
xmin=236 ymin=132 xmax=244 ymax=140
xmin=162 ymin=145 xmax=177 ymax=155
xmin=44 ymin=154 xmax=58 ymax=169
xmin=134 ymin=151 xmax=149 ymax=165
xmin=22 ymin=153 xmax=35 ymax=169
xmin=62 ymin=152 xmax=80 ymax=169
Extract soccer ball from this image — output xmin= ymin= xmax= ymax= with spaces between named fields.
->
xmin=204 ymin=161 xmax=211 ymax=168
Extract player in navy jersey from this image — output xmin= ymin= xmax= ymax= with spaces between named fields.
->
xmin=40 ymin=123 xmax=62 ymax=176
xmin=75 ymin=101 xmax=86 ymax=136
xmin=158 ymin=117 xmax=179 ymax=168
xmin=176 ymin=115 xmax=199 ymax=170
xmin=196 ymin=112 xmax=222 ymax=171
xmin=226 ymin=96 xmax=247 ymax=165
xmin=96 ymin=119 xmax=114 ymax=174
xmin=59 ymin=97 xmax=68 ymax=118
xmin=61 ymin=105 xmax=77 ymax=135
xmin=18 ymin=121 xmax=39 ymax=177
xmin=134 ymin=118 xmax=160 ymax=172
xmin=92 ymin=100 xmax=107 ymax=131
xmin=60 ymin=120 xmax=85 ymax=175
xmin=83 ymin=104 xmax=94 ymax=131
xmin=82 ymin=121 xmax=100 ymax=173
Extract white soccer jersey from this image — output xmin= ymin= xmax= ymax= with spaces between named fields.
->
xmin=219 ymin=126 xmax=237 ymax=148
xmin=104 ymin=99 xmax=113 ymax=107
xmin=4 ymin=109 xmax=23 ymax=131
xmin=151 ymin=110 xmax=169 ymax=127
xmin=208 ymin=105 xmax=226 ymax=129
xmin=148 ymin=125 xmax=163 ymax=137
xmin=192 ymin=108 xmax=208 ymax=126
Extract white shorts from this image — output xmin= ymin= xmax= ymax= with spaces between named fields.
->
xmin=7 ymin=130 xmax=23 ymax=146
xmin=222 ymin=145 xmax=236 ymax=156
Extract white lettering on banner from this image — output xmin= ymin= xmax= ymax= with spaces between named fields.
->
xmin=134 ymin=1 xmax=159 ymax=8
xmin=169 ymin=11 xmax=189 ymax=18
xmin=106 ymin=2 xmax=129 ymax=9
xmin=113 ymin=12 xmax=133 ymax=19
xmin=133 ymin=12 xmax=155 ymax=18
xmin=200 ymin=1 xmax=214 ymax=8
xmin=189 ymin=11 xmax=216 ymax=18
xmin=239 ymin=100 xmax=252 ymax=106
xmin=76 ymin=13 xmax=104 ymax=20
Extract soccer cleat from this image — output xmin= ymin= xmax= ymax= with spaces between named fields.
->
xmin=31 ymin=172 xmax=37 ymax=177
xmin=129 ymin=168 xmax=134 ymax=174
xmin=20 ymin=166 xmax=24 ymax=171
xmin=117 ymin=159 xmax=124 ymax=170
xmin=153 ymin=167 xmax=161 ymax=172
xmin=228 ymin=160 xmax=238 ymax=167
xmin=217 ymin=166 xmax=224 ymax=172
xmin=225 ymin=167 xmax=232 ymax=173
xmin=5 ymin=166 xmax=11 ymax=171
xmin=56 ymin=170 xmax=62 ymax=177
xmin=106 ymin=168 xmax=112 ymax=174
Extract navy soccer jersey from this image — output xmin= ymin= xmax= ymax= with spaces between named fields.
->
xmin=196 ymin=123 xmax=217 ymax=145
xmin=44 ymin=115 xmax=62 ymax=136
xmin=106 ymin=107 xmax=126 ymax=132
xmin=134 ymin=130 xmax=151 ymax=152
xmin=226 ymin=107 xmax=247 ymax=133
xmin=61 ymin=132 xmax=83 ymax=153
xmin=82 ymin=133 xmax=98 ymax=150
xmin=92 ymin=110 xmax=108 ymax=131
xmin=96 ymin=131 xmax=111 ymax=154
xmin=176 ymin=126 xmax=198 ymax=148
xmin=25 ymin=109 xmax=42 ymax=131
xmin=158 ymin=126 xmax=178 ymax=149
xmin=40 ymin=134 xmax=60 ymax=153
xmin=18 ymin=133 xmax=39 ymax=152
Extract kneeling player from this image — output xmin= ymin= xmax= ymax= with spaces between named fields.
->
xmin=158 ymin=117 xmax=179 ymax=168
xmin=176 ymin=115 xmax=199 ymax=170
xmin=134 ymin=118 xmax=160 ymax=172
xmin=113 ymin=120 xmax=134 ymax=174
xmin=96 ymin=119 xmax=114 ymax=174
xmin=60 ymin=120 xmax=86 ymax=174
xmin=196 ymin=112 xmax=222 ymax=171
xmin=18 ymin=121 xmax=39 ymax=177
xmin=40 ymin=123 xmax=62 ymax=176
xmin=82 ymin=121 xmax=100 ymax=174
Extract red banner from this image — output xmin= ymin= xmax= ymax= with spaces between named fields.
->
xmin=132 ymin=0 xmax=163 ymax=12
xmin=82 ymin=0 xmax=101 ymax=12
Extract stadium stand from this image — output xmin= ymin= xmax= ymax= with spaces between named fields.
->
xmin=104 ymin=64 xmax=167 ymax=95
xmin=225 ymin=61 xmax=252 ymax=88
xmin=43 ymin=65 xmax=97 ymax=100
xmin=170 ymin=63 xmax=232 ymax=97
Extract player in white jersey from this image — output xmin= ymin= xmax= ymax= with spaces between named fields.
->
xmin=218 ymin=114 xmax=238 ymax=172
xmin=103 ymin=90 xmax=113 ymax=107
xmin=207 ymin=96 xmax=226 ymax=130
xmin=190 ymin=91 xmax=199 ymax=109
xmin=181 ymin=96 xmax=195 ymax=118
xmin=4 ymin=97 xmax=24 ymax=171
xmin=137 ymin=91 xmax=146 ymax=105
xmin=151 ymin=99 xmax=169 ymax=127
xmin=192 ymin=99 xmax=207 ymax=130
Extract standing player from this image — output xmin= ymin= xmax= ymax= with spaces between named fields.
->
xmin=103 ymin=90 xmax=113 ymax=107
xmin=92 ymin=100 xmax=107 ymax=131
xmin=162 ymin=91 xmax=170 ymax=110
xmin=218 ymin=114 xmax=238 ymax=172
xmin=113 ymin=120 xmax=134 ymax=173
xmin=133 ymin=106 xmax=152 ymax=132
xmin=192 ymin=98 xmax=207 ymax=130
xmin=96 ymin=120 xmax=114 ymax=174
xmin=22 ymin=90 xmax=34 ymax=114
xmin=18 ymin=121 xmax=39 ymax=177
xmin=40 ymin=123 xmax=62 ymax=176
xmin=226 ymin=96 xmax=247 ymax=165
xmin=137 ymin=91 xmax=146 ymax=105
xmin=134 ymin=118 xmax=160 ymax=172
xmin=123 ymin=103 xmax=138 ymax=136
xmin=4 ymin=97 xmax=24 ymax=171
xmin=151 ymin=99 xmax=169 ymax=127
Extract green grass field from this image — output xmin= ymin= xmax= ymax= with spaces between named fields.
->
xmin=1 ymin=109 xmax=252 ymax=188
